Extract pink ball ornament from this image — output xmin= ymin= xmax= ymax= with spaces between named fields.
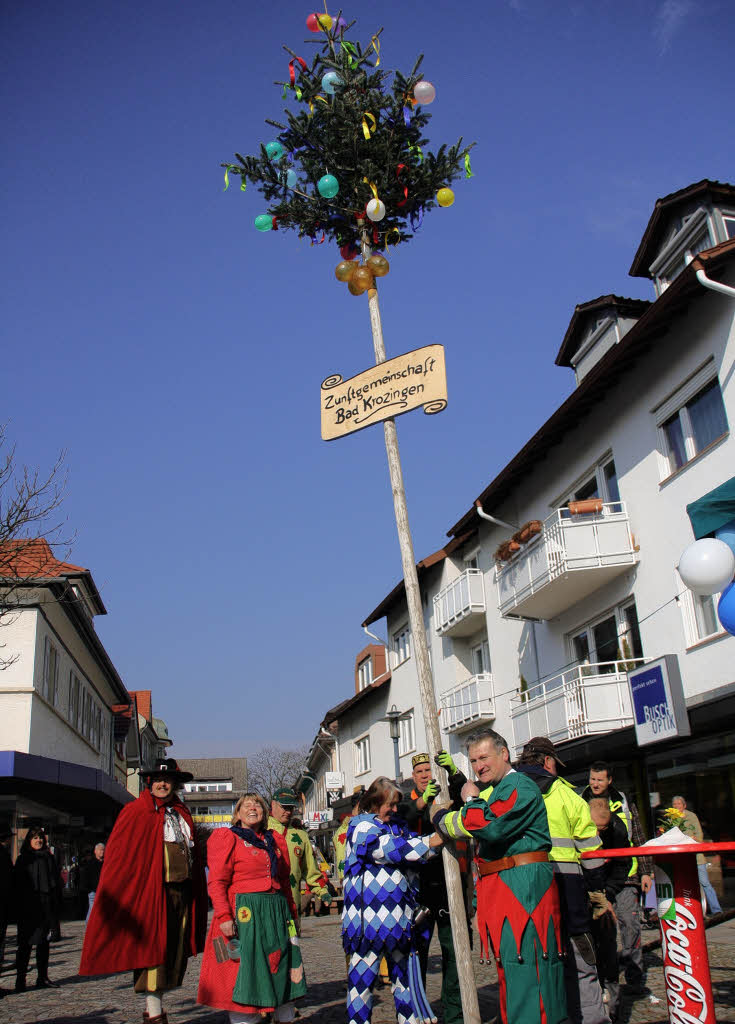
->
xmin=413 ymin=80 xmax=436 ymax=104
xmin=366 ymin=198 xmax=386 ymax=222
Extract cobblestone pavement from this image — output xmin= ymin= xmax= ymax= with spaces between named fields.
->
xmin=1 ymin=915 xmax=734 ymax=1024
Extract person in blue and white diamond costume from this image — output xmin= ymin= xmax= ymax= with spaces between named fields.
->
xmin=342 ymin=776 xmax=444 ymax=1024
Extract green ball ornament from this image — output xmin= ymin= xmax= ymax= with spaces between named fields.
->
xmin=265 ymin=140 xmax=284 ymax=161
xmin=318 ymin=174 xmax=339 ymax=199
xmin=255 ymin=214 xmax=273 ymax=232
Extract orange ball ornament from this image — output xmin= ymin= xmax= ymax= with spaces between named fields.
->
xmin=335 ymin=260 xmax=357 ymax=282
xmin=353 ymin=266 xmax=374 ymax=291
xmin=367 ymin=255 xmax=390 ymax=277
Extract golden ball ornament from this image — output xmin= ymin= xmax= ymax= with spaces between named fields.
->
xmin=348 ymin=278 xmax=367 ymax=296
xmin=367 ymin=255 xmax=390 ymax=277
xmin=335 ymin=260 xmax=357 ymax=282
xmin=353 ymin=266 xmax=374 ymax=290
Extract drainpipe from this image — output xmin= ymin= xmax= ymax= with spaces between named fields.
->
xmin=474 ymin=500 xmax=518 ymax=531
xmin=363 ymin=625 xmax=388 ymax=647
xmin=686 ymin=253 xmax=735 ymax=299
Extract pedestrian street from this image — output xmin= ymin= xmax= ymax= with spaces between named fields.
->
xmin=2 ymin=912 xmax=735 ymax=1024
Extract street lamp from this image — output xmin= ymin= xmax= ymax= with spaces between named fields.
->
xmin=382 ymin=705 xmax=407 ymax=782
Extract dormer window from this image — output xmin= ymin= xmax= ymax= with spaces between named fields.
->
xmin=723 ymin=214 xmax=735 ymax=240
xmin=357 ymin=656 xmax=373 ymax=691
xmin=654 ymin=208 xmax=713 ymax=294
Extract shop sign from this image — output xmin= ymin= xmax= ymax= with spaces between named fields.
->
xmin=627 ymin=655 xmax=690 ymax=746
xmin=321 ymin=344 xmax=447 ymax=441
xmin=325 ymin=771 xmax=343 ymax=790
xmin=304 ymin=809 xmax=333 ymax=827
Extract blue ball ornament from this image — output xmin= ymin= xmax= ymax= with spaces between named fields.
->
xmin=718 ymin=581 xmax=735 ymax=635
xmin=286 ymin=168 xmax=298 ymax=188
xmin=265 ymin=140 xmax=284 ymax=161
xmin=317 ymin=174 xmax=339 ymax=199
xmin=254 ymin=214 xmax=273 ymax=232
xmin=321 ymin=71 xmax=343 ymax=95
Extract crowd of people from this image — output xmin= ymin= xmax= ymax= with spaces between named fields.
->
xmin=0 ymin=739 xmax=726 ymax=1023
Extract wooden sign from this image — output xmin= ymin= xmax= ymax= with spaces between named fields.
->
xmin=321 ymin=344 xmax=447 ymax=441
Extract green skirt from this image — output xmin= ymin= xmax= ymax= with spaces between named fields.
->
xmin=232 ymin=891 xmax=307 ymax=1008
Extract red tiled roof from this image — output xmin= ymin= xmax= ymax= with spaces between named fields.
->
xmin=0 ymin=538 xmax=106 ymax=614
xmin=112 ymin=702 xmax=134 ymax=741
xmin=129 ymin=689 xmax=152 ymax=722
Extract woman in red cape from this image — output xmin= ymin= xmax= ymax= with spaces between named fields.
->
xmin=79 ymin=759 xmax=207 ymax=1024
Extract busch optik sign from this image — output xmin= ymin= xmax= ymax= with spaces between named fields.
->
xmin=627 ymin=655 xmax=690 ymax=747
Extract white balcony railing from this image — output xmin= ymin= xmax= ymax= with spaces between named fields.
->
xmin=440 ymin=673 xmax=495 ymax=733
xmin=496 ymin=502 xmax=638 ymax=620
xmin=509 ymin=658 xmax=646 ymax=757
xmin=433 ymin=568 xmax=486 ymax=637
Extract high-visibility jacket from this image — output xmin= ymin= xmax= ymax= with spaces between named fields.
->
xmin=608 ymin=794 xmax=638 ymax=877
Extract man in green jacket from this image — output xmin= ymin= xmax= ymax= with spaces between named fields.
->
xmin=268 ymin=788 xmax=327 ymax=923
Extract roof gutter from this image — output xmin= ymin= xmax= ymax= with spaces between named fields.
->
xmin=694 ymin=267 xmax=735 ymax=299
xmin=474 ymin=501 xmax=517 ymax=531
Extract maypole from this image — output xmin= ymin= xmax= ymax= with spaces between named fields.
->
xmin=222 ymin=11 xmax=478 ymax=1022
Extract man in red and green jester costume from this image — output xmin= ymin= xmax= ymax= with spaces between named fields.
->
xmin=268 ymin=788 xmax=328 ymax=925
xmin=432 ymin=728 xmax=568 ymax=1024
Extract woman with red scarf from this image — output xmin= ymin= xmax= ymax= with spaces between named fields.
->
xmin=79 ymin=760 xmax=207 ymax=1024
xmin=197 ymin=792 xmax=306 ymax=1024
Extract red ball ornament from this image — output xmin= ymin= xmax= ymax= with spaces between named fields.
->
xmin=306 ymin=13 xmax=321 ymax=31
xmin=340 ymin=242 xmax=359 ymax=260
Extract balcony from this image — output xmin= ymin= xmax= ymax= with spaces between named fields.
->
xmin=509 ymin=658 xmax=646 ymax=757
xmin=440 ymin=673 xmax=495 ymax=733
xmin=433 ymin=568 xmax=486 ymax=637
xmin=496 ymin=502 xmax=638 ymax=620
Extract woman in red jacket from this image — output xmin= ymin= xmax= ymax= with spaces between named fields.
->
xmin=197 ymin=792 xmax=306 ymax=1023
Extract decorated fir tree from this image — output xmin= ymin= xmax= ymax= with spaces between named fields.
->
xmin=222 ymin=12 xmax=474 ymax=290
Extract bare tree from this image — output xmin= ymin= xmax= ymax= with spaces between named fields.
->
xmin=0 ymin=425 xmax=70 ymax=667
xmin=246 ymin=745 xmax=310 ymax=801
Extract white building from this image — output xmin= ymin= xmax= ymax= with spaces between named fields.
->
xmin=310 ymin=179 xmax=735 ymax=852
xmin=0 ymin=539 xmax=134 ymax=861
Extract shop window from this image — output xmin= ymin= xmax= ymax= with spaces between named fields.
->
xmin=355 ymin=735 xmax=371 ymax=775
xmin=655 ymin=364 xmax=728 ymax=479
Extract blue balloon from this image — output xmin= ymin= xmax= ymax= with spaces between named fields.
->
xmin=718 ymin=581 xmax=735 ymax=636
xmin=321 ymin=71 xmax=343 ymax=95
xmin=715 ymin=517 xmax=735 ymax=559
xmin=286 ymin=168 xmax=298 ymax=188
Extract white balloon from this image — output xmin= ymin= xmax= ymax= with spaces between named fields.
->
xmin=677 ymin=538 xmax=735 ymax=595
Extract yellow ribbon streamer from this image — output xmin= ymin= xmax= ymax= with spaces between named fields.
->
xmin=369 ymin=35 xmax=381 ymax=66
xmin=385 ymin=228 xmax=401 ymax=250
xmin=223 ymin=165 xmax=245 ymax=192
xmin=362 ymin=111 xmax=377 ymax=140
xmin=363 ymin=177 xmax=378 ymax=200
xmin=464 ymin=153 xmax=474 ymax=179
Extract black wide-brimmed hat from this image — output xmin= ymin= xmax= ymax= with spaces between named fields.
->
xmin=139 ymin=758 xmax=193 ymax=783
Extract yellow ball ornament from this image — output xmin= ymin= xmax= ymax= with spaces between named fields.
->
xmin=436 ymin=187 xmax=455 ymax=207
xmin=317 ymin=13 xmax=333 ymax=29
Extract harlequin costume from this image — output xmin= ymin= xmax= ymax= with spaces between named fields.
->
xmin=79 ymin=760 xmax=207 ymax=1024
xmin=341 ymin=812 xmax=437 ymax=1024
xmin=196 ymin=824 xmax=306 ymax=1020
xmin=268 ymin=788 xmax=327 ymax=919
xmin=398 ymin=752 xmax=472 ymax=1024
xmin=436 ymin=769 xmax=568 ymax=1024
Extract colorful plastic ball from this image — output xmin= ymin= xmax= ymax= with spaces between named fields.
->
xmin=678 ymin=538 xmax=735 ymax=595
xmin=348 ymin=277 xmax=367 ymax=296
xmin=335 ymin=260 xmax=357 ymax=282
xmin=334 ymin=16 xmax=347 ymax=31
xmin=718 ymin=581 xmax=735 ymax=636
xmin=340 ymin=242 xmax=359 ymax=260
xmin=306 ymin=13 xmax=321 ymax=31
xmin=367 ymin=254 xmax=390 ymax=276
xmin=321 ymin=71 xmax=343 ymax=95
xmin=436 ymin=187 xmax=455 ymax=207
xmin=413 ymin=80 xmax=436 ymax=104
xmin=254 ymin=215 xmax=273 ymax=232
xmin=265 ymin=140 xmax=284 ymax=161
xmin=286 ymin=168 xmax=298 ymax=188
xmin=366 ymin=198 xmax=386 ymax=222
xmin=317 ymin=13 xmax=333 ymax=29
xmin=317 ymin=174 xmax=340 ymax=199
xmin=715 ymin=517 xmax=735 ymax=559
xmin=353 ymin=266 xmax=374 ymax=290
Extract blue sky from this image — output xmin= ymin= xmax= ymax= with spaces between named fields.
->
xmin=3 ymin=0 xmax=733 ymax=757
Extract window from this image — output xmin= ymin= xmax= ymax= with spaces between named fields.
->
xmin=568 ymin=600 xmax=643 ymax=672
xmin=724 ymin=215 xmax=735 ymax=240
xmin=679 ymin=572 xmax=724 ymax=647
xmin=471 ymin=638 xmax=491 ymax=675
xmin=557 ymin=455 xmax=622 ymax=514
xmin=654 ymin=209 xmax=713 ymax=292
xmin=656 ymin=369 xmax=728 ymax=477
xmin=392 ymin=625 xmax=411 ymax=667
xmin=398 ymin=710 xmax=415 ymax=756
xmin=463 ymin=548 xmax=480 ymax=570
xmin=355 ymin=735 xmax=371 ymax=775
xmin=42 ymin=638 xmax=60 ymax=705
xmin=357 ymin=657 xmax=373 ymax=691
xmin=69 ymin=672 xmax=80 ymax=727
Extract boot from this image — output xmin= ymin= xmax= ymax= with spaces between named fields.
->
xmin=143 ymin=1014 xmax=168 ymax=1023
xmin=15 ymin=941 xmax=31 ymax=992
xmin=35 ymin=940 xmax=58 ymax=988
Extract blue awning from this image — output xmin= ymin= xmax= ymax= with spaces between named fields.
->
xmin=686 ymin=477 xmax=735 ymax=539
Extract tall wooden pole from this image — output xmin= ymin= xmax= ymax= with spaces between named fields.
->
xmin=361 ymin=233 xmax=481 ymax=1024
